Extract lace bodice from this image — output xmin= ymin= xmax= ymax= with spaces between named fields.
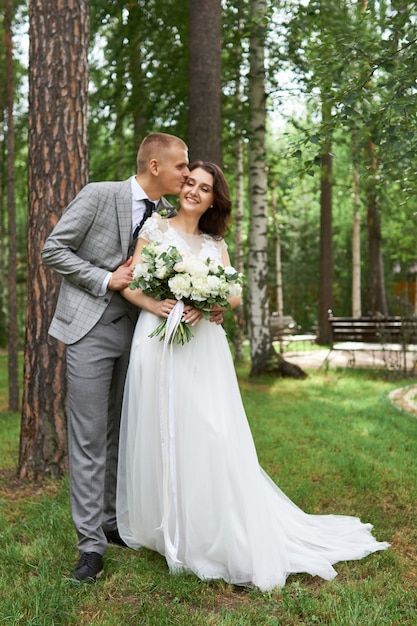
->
xmin=140 ymin=214 xmax=226 ymax=264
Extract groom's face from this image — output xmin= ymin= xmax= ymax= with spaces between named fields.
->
xmin=157 ymin=146 xmax=190 ymax=196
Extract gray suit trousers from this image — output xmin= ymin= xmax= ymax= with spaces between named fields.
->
xmin=66 ymin=295 xmax=137 ymax=555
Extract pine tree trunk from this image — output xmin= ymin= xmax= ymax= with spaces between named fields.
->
xmin=271 ymin=185 xmax=285 ymax=355
xmin=317 ymin=100 xmax=333 ymax=345
xmin=352 ymin=167 xmax=361 ymax=318
xmin=233 ymin=136 xmax=245 ymax=363
xmin=0 ymin=127 xmax=5 ymax=347
xmin=5 ymin=0 xmax=19 ymax=411
xmin=188 ymin=0 xmax=222 ymax=163
xmin=318 ymin=150 xmax=333 ymax=344
xmin=365 ymin=140 xmax=387 ymax=316
xmin=232 ymin=12 xmax=245 ymax=363
xmin=19 ymin=0 xmax=89 ymax=480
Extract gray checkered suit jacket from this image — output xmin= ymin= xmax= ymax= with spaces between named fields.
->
xmin=41 ymin=178 xmax=174 ymax=345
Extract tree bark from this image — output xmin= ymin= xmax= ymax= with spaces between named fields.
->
xmin=19 ymin=0 xmax=89 ymax=480
xmin=188 ymin=0 xmax=222 ymax=164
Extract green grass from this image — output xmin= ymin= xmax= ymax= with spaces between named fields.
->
xmin=1 ymin=353 xmax=417 ymax=625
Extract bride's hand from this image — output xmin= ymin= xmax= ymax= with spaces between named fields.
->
xmin=153 ymin=298 xmax=178 ymax=319
xmin=182 ymin=306 xmax=203 ymax=326
xmin=209 ymin=305 xmax=224 ymax=325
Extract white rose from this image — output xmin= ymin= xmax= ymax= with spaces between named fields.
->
xmin=168 ymin=274 xmax=192 ymax=299
xmin=132 ymin=263 xmax=149 ymax=280
xmin=190 ymin=275 xmax=210 ymax=301
xmin=187 ymin=258 xmax=209 ymax=277
xmin=174 ymin=261 xmax=186 ymax=273
xmin=228 ymin=283 xmax=243 ymax=297
xmin=224 ymin=266 xmax=238 ymax=278
xmin=155 ymin=266 xmax=169 ymax=280
xmin=206 ymin=275 xmax=222 ymax=296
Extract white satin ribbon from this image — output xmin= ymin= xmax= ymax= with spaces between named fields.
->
xmin=158 ymin=300 xmax=184 ymax=564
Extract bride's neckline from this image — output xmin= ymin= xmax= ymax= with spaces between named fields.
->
xmin=168 ymin=220 xmax=203 ymax=237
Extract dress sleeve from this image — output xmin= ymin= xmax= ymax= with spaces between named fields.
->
xmin=218 ymin=238 xmax=227 ymax=253
xmin=138 ymin=213 xmax=168 ymax=244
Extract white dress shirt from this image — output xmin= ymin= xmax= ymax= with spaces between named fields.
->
xmin=100 ymin=176 xmax=160 ymax=295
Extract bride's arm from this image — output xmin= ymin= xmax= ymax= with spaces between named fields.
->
xmin=221 ymin=248 xmax=242 ymax=310
xmin=206 ymin=248 xmax=242 ymax=325
xmin=120 ymin=238 xmax=177 ymax=318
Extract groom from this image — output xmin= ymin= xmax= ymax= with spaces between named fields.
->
xmin=41 ymin=133 xmax=189 ymax=582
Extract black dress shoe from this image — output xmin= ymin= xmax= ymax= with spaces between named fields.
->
xmin=70 ymin=552 xmax=103 ymax=582
xmin=104 ymin=529 xmax=128 ymax=548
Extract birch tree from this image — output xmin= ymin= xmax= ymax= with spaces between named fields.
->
xmin=247 ymin=0 xmax=305 ymax=378
xmin=247 ymin=0 xmax=271 ymax=375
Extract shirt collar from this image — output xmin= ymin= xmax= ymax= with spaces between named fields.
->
xmin=131 ymin=175 xmax=160 ymax=204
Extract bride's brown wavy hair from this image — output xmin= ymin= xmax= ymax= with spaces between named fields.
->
xmin=189 ymin=161 xmax=232 ymax=239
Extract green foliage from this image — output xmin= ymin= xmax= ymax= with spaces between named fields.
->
xmin=0 ymin=2 xmax=28 ymax=348
xmin=88 ymin=0 xmax=189 ymax=180
xmin=1 ymin=357 xmax=417 ymax=623
xmin=263 ymin=0 xmax=417 ymax=323
xmin=3 ymin=0 xmax=417 ymax=345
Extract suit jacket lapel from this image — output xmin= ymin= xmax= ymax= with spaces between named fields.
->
xmin=116 ymin=183 xmax=176 ymax=256
xmin=116 ymin=179 xmax=133 ymax=256
xmin=156 ymin=196 xmax=176 ymax=218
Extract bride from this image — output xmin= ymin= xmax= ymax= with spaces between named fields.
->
xmin=116 ymin=161 xmax=389 ymax=591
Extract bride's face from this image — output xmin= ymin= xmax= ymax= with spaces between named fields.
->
xmin=180 ymin=168 xmax=214 ymax=216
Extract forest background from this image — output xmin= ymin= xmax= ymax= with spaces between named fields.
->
xmin=0 ymin=0 xmax=416 ymax=477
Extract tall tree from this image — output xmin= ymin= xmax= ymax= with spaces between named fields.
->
xmin=5 ymin=0 xmax=19 ymax=410
xmin=351 ymin=159 xmax=362 ymax=317
xmin=19 ymin=0 xmax=89 ymax=480
xmin=360 ymin=0 xmax=387 ymax=315
xmin=247 ymin=0 xmax=271 ymax=375
xmin=188 ymin=0 xmax=222 ymax=163
xmin=233 ymin=132 xmax=245 ymax=362
xmin=247 ymin=0 xmax=305 ymax=378
xmin=317 ymin=99 xmax=333 ymax=344
xmin=228 ymin=2 xmax=247 ymax=363
xmin=364 ymin=139 xmax=387 ymax=314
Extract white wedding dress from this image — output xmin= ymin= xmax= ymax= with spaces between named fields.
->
xmin=116 ymin=215 xmax=389 ymax=591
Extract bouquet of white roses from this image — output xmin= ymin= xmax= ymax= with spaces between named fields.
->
xmin=129 ymin=242 xmax=243 ymax=344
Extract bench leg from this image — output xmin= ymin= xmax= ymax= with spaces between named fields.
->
xmin=318 ymin=349 xmax=333 ymax=371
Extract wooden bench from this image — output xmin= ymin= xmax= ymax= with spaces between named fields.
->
xmin=327 ymin=309 xmax=417 ymax=370
xmin=270 ymin=314 xmax=299 ymax=339
xmin=270 ymin=313 xmax=316 ymax=351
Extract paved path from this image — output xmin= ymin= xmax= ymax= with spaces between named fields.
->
xmin=281 ymin=347 xmax=417 ymax=417
xmin=388 ymin=385 xmax=417 ymax=418
xmin=283 ymin=347 xmax=417 ymax=372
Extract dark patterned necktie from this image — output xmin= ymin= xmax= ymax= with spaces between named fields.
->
xmin=133 ymin=199 xmax=155 ymax=240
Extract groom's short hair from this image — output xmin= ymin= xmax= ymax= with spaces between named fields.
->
xmin=136 ymin=133 xmax=187 ymax=173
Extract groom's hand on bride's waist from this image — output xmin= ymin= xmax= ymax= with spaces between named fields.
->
xmin=209 ymin=310 xmax=224 ymax=325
